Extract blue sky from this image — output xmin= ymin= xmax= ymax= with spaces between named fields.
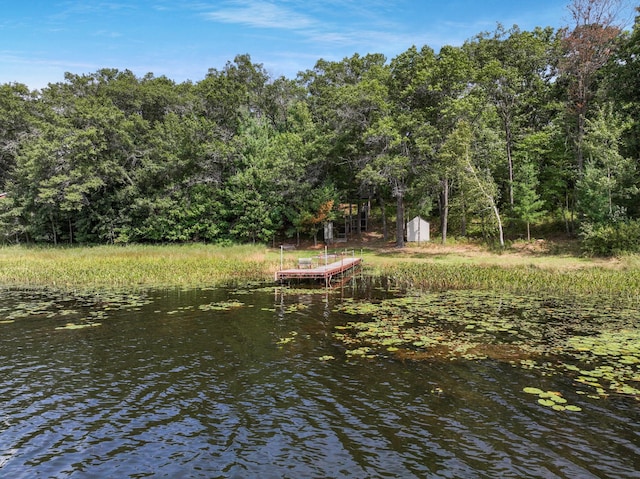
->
xmin=0 ymin=0 xmax=631 ymax=90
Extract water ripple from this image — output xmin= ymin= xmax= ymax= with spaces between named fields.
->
xmin=1 ymin=289 xmax=639 ymax=478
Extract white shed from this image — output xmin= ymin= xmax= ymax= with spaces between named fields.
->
xmin=407 ymin=216 xmax=430 ymax=243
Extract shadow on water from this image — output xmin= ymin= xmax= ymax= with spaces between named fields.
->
xmin=0 ymin=279 xmax=638 ymax=478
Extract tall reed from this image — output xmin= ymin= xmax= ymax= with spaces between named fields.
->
xmin=374 ymin=262 xmax=640 ymax=303
xmin=2 ymin=244 xmax=639 ymax=302
xmin=0 ymin=244 xmax=279 ymax=290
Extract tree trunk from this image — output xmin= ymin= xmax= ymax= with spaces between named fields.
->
xmin=490 ymin=202 xmax=505 ymax=248
xmin=607 ymin=167 xmax=613 ymax=217
xmin=50 ymin=213 xmax=57 ymax=246
xmin=506 ymin=126 xmax=514 ymax=206
xmin=564 ymin=192 xmax=571 ymax=235
xmin=460 ymin=188 xmax=467 ymax=237
xmin=507 ymin=143 xmax=514 ymax=206
xmin=441 ymin=178 xmax=449 ymax=245
xmin=577 ymin=110 xmax=586 ymax=173
xmin=395 ymin=192 xmax=404 ymax=248
xmin=464 ymin=155 xmax=504 ymax=248
xmin=568 ymin=191 xmax=576 ymax=236
xmin=378 ymin=195 xmax=388 ymax=241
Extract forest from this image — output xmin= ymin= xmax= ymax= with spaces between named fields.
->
xmin=0 ymin=1 xmax=639 ymax=254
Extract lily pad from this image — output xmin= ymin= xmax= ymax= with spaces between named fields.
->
xmin=523 ymin=387 xmax=544 ymax=395
xmin=55 ymin=322 xmax=101 ymax=330
xmin=199 ymin=300 xmax=244 ymax=311
xmin=549 ymin=395 xmax=567 ymax=404
xmin=332 ymin=290 xmax=640 ymax=401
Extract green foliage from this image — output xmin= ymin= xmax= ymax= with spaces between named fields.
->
xmin=580 ymin=220 xmax=640 ymax=256
xmin=577 ymin=104 xmax=635 ymax=224
xmin=513 ymin=161 xmax=546 ymax=240
xmin=0 ymin=83 xmax=38 ymax=189
xmin=0 ymin=9 xmax=638 ymax=247
xmin=608 ymin=9 xmax=640 ymax=160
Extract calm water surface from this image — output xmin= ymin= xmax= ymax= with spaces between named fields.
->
xmin=0 ymin=283 xmax=638 ymax=478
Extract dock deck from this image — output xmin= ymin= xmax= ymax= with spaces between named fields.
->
xmin=275 ymin=257 xmax=362 ymax=285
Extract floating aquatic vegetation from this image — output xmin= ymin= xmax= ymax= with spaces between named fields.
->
xmin=560 ymin=329 xmax=640 ymax=397
xmin=564 ymin=405 xmax=583 ymax=411
xmin=167 ymin=305 xmax=197 ymax=315
xmin=523 ymin=387 xmax=582 ymax=412
xmin=255 ymin=286 xmax=338 ymax=296
xmin=55 ymin=322 xmax=101 ymax=331
xmin=229 ymin=282 xmax=268 ymax=295
xmin=345 ymin=346 xmax=375 ymax=359
xmin=5 ymin=300 xmax=58 ymax=320
xmin=319 ymin=355 xmax=335 ymax=361
xmin=284 ymin=303 xmax=309 ymax=314
xmin=198 ymin=300 xmax=244 ymax=311
xmin=276 ymin=331 xmax=298 ymax=346
xmin=0 ymin=289 xmax=151 ymax=325
xmin=333 ymin=290 xmax=640 ymax=400
xmin=523 ymin=387 xmax=545 ymax=395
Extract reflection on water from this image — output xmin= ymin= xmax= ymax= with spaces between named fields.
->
xmin=0 ymin=283 xmax=639 ymax=478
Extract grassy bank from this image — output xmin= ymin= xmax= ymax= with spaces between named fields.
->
xmin=0 ymin=244 xmax=278 ymax=290
xmin=0 ymin=243 xmax=638 ymax=300
xmin=370 ymin=262 xmax=640 ymax=301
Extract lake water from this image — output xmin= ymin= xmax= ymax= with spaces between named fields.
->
xmin=1 ymin=282 xmax=639 ymax=478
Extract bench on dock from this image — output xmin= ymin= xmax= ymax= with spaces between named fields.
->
xmin=298 ymin=258 xmax=313 ymax=269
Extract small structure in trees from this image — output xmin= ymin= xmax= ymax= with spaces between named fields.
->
xmin=407 ymin=216 xmax=430 ymax=243
xmin=323 ymin=222 xmax=334 ymax=244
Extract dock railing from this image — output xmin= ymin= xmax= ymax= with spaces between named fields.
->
xmin=276 ymin=246 xmax=361 ymax=285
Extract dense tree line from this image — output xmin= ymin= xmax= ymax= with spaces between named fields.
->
xmin=1 ymin=1 xmax=639 ymax=252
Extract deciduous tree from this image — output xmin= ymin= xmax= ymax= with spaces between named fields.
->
xmin=560 ymin=0 xmax=625 ymax=173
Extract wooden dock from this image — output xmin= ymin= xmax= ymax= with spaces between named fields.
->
xmin=275 ymin=256 xmax=362 ymax=285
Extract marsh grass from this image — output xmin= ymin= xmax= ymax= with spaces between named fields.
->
xmin=371 ymin=262 xmax=640 ymax=302
xmin=1 ymin=243 xmax=639 ymax=300
xmin=0 ymin=244 xmax=278 ymax=290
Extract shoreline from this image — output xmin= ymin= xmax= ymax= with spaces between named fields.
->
xmin=0 ymin=242 xmax=636 ymax=299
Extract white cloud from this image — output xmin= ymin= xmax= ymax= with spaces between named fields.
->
xmin=202 ymin=0 xmax=315 ymax=30
xmin=199 ymin=0 xmax=421 ymax=54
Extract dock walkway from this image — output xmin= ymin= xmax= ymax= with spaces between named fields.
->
xmin=275 ymin=257 xmax=362 ymax=285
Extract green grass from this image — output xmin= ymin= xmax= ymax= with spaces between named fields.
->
xmin=0 ymin=243 xmax=638 ymax=301
xmin=0 ymin=244 xmax=278 ymax=290
xmin=370 ymin=262 xmax=640 ymax=301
